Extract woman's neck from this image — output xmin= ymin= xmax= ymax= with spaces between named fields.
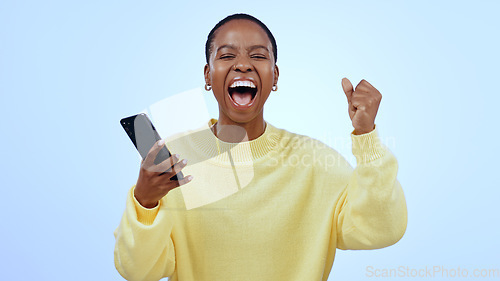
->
xmin=211 ymin=116 xmax=267 ymax=143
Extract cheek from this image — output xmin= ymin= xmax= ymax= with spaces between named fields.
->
xmin=210 ymin=65 xmax=230 ymax=100
xmin=211 ymin=65 xmax=229 ymax=85
xmin=258 ymin=65 xmax=276 ymax=86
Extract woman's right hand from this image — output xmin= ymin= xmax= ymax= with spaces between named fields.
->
xmin=134 ymin=139 xmax=193 ymax=208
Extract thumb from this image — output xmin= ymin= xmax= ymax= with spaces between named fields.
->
xmin=341 ymin=77 xmax=354 ymax=102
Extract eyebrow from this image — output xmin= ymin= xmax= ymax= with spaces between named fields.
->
xmin=248 ymin=45 xmax=270 ymax=52
xmin=216 ymin=44 xmax=270 ymax=53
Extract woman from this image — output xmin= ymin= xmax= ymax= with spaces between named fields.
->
xmin=114 ymin=13 xmax=407 ymax=281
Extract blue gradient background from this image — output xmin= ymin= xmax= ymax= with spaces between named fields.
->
xmin=1 ymin=0 xmax=499 ymax=280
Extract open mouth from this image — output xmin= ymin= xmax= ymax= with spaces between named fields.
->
xmin=228 ymin=80 xmax=257 ymax=107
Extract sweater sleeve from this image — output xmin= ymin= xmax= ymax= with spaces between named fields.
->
xmin=113 ymin=185 xmax=176 ymax=281
xmin=335 ymin=126 xmax=408 ymax=250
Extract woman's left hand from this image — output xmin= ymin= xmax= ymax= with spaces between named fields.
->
xmin=341 ymin=78 xmax=382 ymax=135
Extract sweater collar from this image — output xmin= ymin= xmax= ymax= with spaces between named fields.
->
xmin=188 ymin=118 xmax=281 ymax=166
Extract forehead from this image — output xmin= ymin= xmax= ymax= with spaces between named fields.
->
xmin=212 ymin=19 xmax=272 ymax=49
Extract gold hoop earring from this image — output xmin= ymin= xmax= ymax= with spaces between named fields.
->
xmin=272 ymin=85 xmax=278 ymax=91
xmin=205 ymin=84 xmax=212 ymax=91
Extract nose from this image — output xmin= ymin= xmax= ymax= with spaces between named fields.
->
xmin=233 ymin=57 xmax=253 ymax=72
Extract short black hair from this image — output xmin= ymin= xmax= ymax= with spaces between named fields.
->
xmin=205 ymin=13 xmax=277 ymax=65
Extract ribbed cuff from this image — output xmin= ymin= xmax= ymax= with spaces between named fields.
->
xmin=351 ymin=125 xmax=386 ymax=164
xmin=131 ymin=187 xmax=160 ymax=226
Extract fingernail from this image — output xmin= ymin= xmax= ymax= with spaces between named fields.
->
xmin=158 ymin=139 xmax=165 ymax=146
xmin=181 ymin=159 xmax=187 ymax=165
xmin=174 ymin=154 xmax=180 ymax=160
xmin=187 ymin=175 xmax=193 ymax=181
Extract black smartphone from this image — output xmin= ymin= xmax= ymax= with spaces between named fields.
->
xmin=120 ymin=113 xmax=184 ymax=181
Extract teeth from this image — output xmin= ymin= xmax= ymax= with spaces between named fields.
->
xmin=229 ymin=80 xmax=256 ymax=88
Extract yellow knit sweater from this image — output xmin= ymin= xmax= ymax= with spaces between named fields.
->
xmin=114 ymin=119 xmax=407 ymax=281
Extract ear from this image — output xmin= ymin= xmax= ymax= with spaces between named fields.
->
xmin=204 ymin=64 xmax=211 ymax=86
xmin=273 ymin=64 xmax=279 ymax=85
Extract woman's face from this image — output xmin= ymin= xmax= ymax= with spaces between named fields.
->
xmin=204 ymin=19 xmax=279 ymax=125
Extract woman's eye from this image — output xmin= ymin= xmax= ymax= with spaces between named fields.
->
xmin=220 ymin=55 xmax=235 ymax=59
xmin=251 ymin=55 xmax=267 ymax=59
